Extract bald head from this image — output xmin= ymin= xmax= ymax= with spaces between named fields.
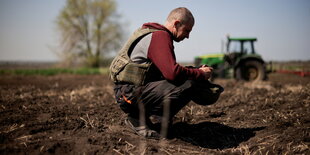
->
xmin=164 ymin=7 xmax=195 ymax=42
xmin=166 ymin=7 xmax=195 ymax=26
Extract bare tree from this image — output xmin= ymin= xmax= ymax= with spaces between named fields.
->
xmin=56 ymin=0 xmax=123 ymax=67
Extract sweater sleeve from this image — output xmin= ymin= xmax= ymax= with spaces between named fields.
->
xmin=147 ymin=31 xmax=206 ymax=82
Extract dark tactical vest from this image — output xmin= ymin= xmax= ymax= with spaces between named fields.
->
xmin=109 ymin=28 xmax=161 ymax=86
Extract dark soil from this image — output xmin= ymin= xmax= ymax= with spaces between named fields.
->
xmin=0 ymin=73 xmax=309 ymax=154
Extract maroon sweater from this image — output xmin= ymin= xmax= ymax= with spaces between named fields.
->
xmin=141 ymin=23 xmax=206 ymax=83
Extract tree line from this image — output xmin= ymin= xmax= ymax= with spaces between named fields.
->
xmin=56 ymin=0 xmax=123 ymax=67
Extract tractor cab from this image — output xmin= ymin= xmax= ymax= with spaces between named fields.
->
xmin=224 ymin=37 xmax=262 ymax=66
xmin=227 ymin=37 xmax=257 ymax=54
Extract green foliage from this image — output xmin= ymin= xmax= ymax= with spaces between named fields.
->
xmin=0 ymin=68 xmax=109 ymax=76
xmin=56 ymin=0 xmax=123 ymax=68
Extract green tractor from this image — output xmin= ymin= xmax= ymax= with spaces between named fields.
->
xmin=195 ymin=36 xmax=267 ymax=81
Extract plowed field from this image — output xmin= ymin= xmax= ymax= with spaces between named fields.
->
xmin=0 ymin=73 xmax=309 ymax=154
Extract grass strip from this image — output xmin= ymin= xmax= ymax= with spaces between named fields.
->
xmin=0 ymin=68 xmax=109 ymax=76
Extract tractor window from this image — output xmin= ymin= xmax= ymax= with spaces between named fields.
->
xmin=228 ymin=42 xmax=241 ymax=53
xmin=243 ymin=42 xmax=252 ymax=53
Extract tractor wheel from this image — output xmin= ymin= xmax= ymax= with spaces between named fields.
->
xmin=235 ymin=60 xmax=266 ymax=81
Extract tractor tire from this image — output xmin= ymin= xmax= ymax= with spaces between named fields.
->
xmin=235 ymin=60 xmax=266 ymax=82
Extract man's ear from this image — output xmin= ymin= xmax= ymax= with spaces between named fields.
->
xmin=174 ymin=20 xmax=181 ymax=29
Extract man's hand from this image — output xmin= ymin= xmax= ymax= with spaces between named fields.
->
xmin=199 ymin=65 xmax=213 ymax=80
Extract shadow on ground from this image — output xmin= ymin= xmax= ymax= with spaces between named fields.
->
xmin=171 ymin=121 xmax=265 ymax=149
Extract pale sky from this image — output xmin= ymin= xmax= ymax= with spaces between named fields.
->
xmin=0 ymin=0 xmax=309 ymax=62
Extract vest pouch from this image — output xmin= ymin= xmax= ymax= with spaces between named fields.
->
xmin=109 ymin=54 xmax=129 ymax=82
xmin=117 ymin=62 xmax=151 ymax=86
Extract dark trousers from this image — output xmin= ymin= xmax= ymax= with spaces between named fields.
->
xmin=114 ymin=80 xmax=223 ymax=122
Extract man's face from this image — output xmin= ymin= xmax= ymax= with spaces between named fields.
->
xmin=173 ymin=22 xmax=193 ymax=42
